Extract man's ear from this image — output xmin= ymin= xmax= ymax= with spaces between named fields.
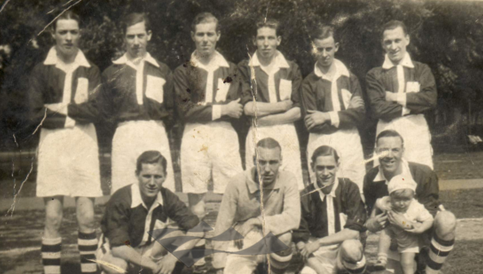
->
xmin=276 ymin=35 xmax=282 ymax=46
xmin=405 ymin=34 xmax=410 ymax=46
xmin=216 ymin=30 xmax=221 ymax=42
xmin=334 ymin=42 xmax=340 ymax=53
xmin=147 ymin=30 xmax=152 ymax=42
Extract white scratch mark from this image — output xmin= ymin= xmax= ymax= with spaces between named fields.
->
xmin=12 ymin=134 xmax=18 ymax=147
xmin=6 ymin=158 xmax=34 ymax=217
xmin=30 ymin=0 xmax=83 ymax=42
xmin=264 ymin=1 xmax=271 ymax=23
xmin=87 ymin=259 xmax=126 ymax=273
xmin=32 ymin=108 xmax=47 ymax=135
xmin=0 ymin=0 xmax=11 ymax=14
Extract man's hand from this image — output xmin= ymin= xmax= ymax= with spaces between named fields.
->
xmin=348 ymin=96 xmax=364 ymax=109
xmin=280 ymin=100 xmax=293 ymax=111
xmin=45 ymin=103 xmax=68 ymax=115
xmin=234 ymin=218 xmax=262 ymax=249
xmin=385 ymin=91 xmax=397 ymax=102
xmin=365 ymin=212 xmax=388 ymax=232
xmin=304 ymin=110 xmax=330 ymax=130
xmin=222 ymin=98 xmax=243 ymax=118
xmin=153 ymin=253 xmax=178 ymax=274
xmin=300 ymin=241 xmax=320 ymax=259
xmin=387 ymin=211 xmax=412 ymax=230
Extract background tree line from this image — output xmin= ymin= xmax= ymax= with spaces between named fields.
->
xmin=1 ymin=0 xmax=483 ymax=155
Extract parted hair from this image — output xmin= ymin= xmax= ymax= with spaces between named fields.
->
xmin=135 ymin=150 xmax=167 ymax=174
xmin=123 ymin=12 xmax=151 ymax=33
xmin=52 ymin=11 xmax=80 ymax=31
xmin=191 ymin=12 xmax=219 ymax=33
xmin=311 ymin=145 xmax=340 ymax=165
xmin=255 ymin=18 xmax=282 ymax=37
xmin=311 ymin=23 xmax=338 ymax=42
xmin=382 ymin=20 xmax=408 ymax=36
xmin=376 ymin=129 xmax=405 ymax=147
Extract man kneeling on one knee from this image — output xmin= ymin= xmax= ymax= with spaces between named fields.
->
xmin=96 ymin=151 xmax=203 ymax=274
xmin=293 ymin=145 xmax=367 ymax=274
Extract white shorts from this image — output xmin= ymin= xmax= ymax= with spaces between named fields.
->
xmin=180 ymin=122 xmax=242 ymax=194
xmin=375 ymin=114 xmax=433 ymax=169
xmin=111 ymin=120 xmax=175 ymax=193
xmin=36 ymin=123 xmax=102 ymax=198
xmin=245 ymin=124 xmax=305 ymax=190
xmin=307 ymin=128 xmax=365 ymax=193
xmin=300 ymin=237 xmax=340 ymax=274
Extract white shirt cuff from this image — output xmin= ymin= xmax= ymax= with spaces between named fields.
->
xmin=402 ymin=107 xmax=411 ymax=116
xmin=329 ymin=111 xmax=340 ymax=128
xmin=396 ymin=93 xmax=407 ymax=107
xmin=212 ymin=105 xmax=222 ymax=121
xmin=64 ymin=117 xmax=76 ymax=128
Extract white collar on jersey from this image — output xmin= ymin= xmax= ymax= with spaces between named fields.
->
xmin=382 ymin=53 xmax=414 ymax=69
xmin=44 ymin=46 xmax=91 ymax=68
xmin=190 ymin=50 xmax=230 ymax=70
xmin=314 ymin=176 xmax=339 ymax=201
xmin=130 ymin=183 xmax=164 ymax=209
xmin=112 ymin=52 xmax=160 ymax=68
xmin=249 ymin=50 xmax=290 ymax=70
xmin=373 ymin=158 xmax=413 ymax=184
xmin=314 ymin=58 xmax=350 ymax=80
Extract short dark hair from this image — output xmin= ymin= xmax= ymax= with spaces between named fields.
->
xmin=376 ymin=129 xmax=405 ymax=147
xmin=311 ymin=145 xmax=340 ymax=165
xmin=52 ymin=11 xmax=80 ymax=31
xmin=256 ymin=137 xmax=281 ymax=151
xmin=382 ymin=20 xmax=408 ymax=37
xmin=311 ymin=23 xmax=338 ymax=42
xmin=123 ymin=12 xmax=151 ymax=33
xmin=255 ymin=19 xmax=281 ymax=37
xmin=191 ymin=12 xmax=219 ymax=33
xmin=135 ymin=151 xmax=167 ymax=175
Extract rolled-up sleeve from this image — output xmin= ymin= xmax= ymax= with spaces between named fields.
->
xmin=264 ymin=174 xmax=301 ymax=235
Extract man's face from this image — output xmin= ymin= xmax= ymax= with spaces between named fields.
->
xmin=52 ymin=19 xmax=80 ymax=58
xmin=254 ymin=147 xmax=282 ymax=187
xmin=312 ymin=36 xmax=338 ymax=69
xmin=191 ymin=22 xmax=220 ymax=58
xmin=312 ymin=155 xmax=338 ymax=188
xmin=125 ymin=21 xmax=151 ymax=59
xmin=376 ymin=136 xmax=404 ymax=174
xmin=137 ymin=163 xmax=166 ymax=201
xmin=254 ymin=27 xmax=281 ymax=60
xmin=382 ymin=26 xmax=410 ymax=64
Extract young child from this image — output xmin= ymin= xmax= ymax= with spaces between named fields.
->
xmin=373 ymin=175 xmax=434 ymax=274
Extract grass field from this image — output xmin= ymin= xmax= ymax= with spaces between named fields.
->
xmin=1 ymin=188 xmax=482 ymax=273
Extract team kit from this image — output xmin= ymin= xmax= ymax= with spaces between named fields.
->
xmin=31 ymin=10 xmax=456 ymax=274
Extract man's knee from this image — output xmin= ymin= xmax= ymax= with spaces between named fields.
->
xmin=277 ymin=232 xmax=292 ymax=246
xmin=76 ymin=199 xmax=96 ymax=231
xmin=45 ymin=208 xmax=63 ymax=232
xmin=340 ymin=239 xmax=363 ymax=260
xmin=434 ymin=210 xmax=456 ymax=239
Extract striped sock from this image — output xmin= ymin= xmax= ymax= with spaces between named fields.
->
xmin=270 ymin=248 xmax=293 ymax=274
xmin=78 ymin=231 xmax=98 ymax=274
xmin=41 ymin=237 xmax=62 ymax=274
xmin=426 ymin=233 xmax=455 ymax=273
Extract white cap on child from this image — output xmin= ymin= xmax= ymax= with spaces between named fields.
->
xmin=387 ymin=175 xmax=417 ymax=194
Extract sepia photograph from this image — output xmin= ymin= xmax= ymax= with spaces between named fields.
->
xmin=1 ymin=0 xmax=483 ymax=273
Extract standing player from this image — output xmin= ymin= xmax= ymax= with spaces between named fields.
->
xmin=239 ymin=19 xmax=305 ymax=190
xmin=300 ymin=24 xmax=366 ymax=193
xmin=173 ymin=12 xmax=243 ymax=267
xmin=366 ymin=20 xmax=437 ymax=169
xmin=28 ymin=11 xmax=102 ymax=274
xmin=100 ymin=13 xmax=176 ymax=193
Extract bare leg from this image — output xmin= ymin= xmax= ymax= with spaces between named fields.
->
xmin=42 ymin=196 xmax=63 ymax=274
xmin=375 ymin=228 xmax=392 ymax=270
xmin=400 ymin=252 xmax=416 ymax=274
xmin=76 ymin=197 xmax=98 ymax=273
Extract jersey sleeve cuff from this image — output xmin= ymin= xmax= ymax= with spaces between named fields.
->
xmin=329 ymin=111 xmax=340 ymax=128
xmin=212 ymin=105 xmax=222 ymax=121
